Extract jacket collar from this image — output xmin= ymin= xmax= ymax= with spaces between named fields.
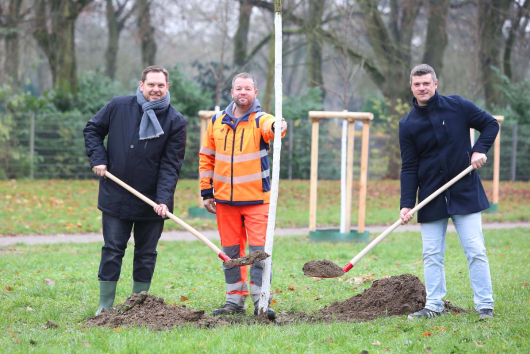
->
xmin=411 ymin=90 xmax=439 ymax=112
xmin=223 ymin=99 xmax=261 ymax=122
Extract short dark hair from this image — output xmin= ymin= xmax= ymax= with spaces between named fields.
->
xmin=232 ymin=72 xmax=257 ymax=89
xmin=141 ymin=65 xmax=169 ymax=82
xmin=410 ymin=64 xmax=437 ymax=82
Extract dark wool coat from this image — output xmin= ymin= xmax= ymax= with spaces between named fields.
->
xmin=83 ymin=95 xmax=187 ymax=220
xmin=399 ymin=91 xmax=499 ymax=223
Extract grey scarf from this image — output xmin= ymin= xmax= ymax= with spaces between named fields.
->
xmin=136 ymin=87 xmax=170 ymax=140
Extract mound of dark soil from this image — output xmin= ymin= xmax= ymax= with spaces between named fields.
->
xmin=86 ymin=292 xmax=242 ymax=330
xmin=224 ymin=250 xmax=269 ymax=267
xmin=319 ymin=274 xmax=426 ymax=321
xmin=87 ymin=275 xmax=469 ymax=329
xmin=302 ymin=259 xmax=344 ymax=278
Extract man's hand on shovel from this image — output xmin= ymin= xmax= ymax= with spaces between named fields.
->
xmin=154 ymin=204 xmax=168 ymax=217
xmin=92 ymin=164 xmax=107 ymax=177
xmin=400 ymin=207 xmax=415 ymax=225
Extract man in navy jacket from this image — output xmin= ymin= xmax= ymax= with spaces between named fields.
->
xmin=84 ymin=66 xmax=187 ymax=315
xmin=399 ymin=64 xmax=498 ymax=320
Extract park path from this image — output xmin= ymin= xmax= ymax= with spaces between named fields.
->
xmin=0 ymin=222 xmax=528 ymax=246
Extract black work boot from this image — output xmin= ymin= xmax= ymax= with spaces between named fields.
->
xmin=213 ymin=302 xmax=246 ymax=316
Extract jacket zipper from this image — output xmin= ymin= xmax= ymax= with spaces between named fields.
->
xmin=224 ymin=128 xmax=229 ymax=151
xmin=230 ymin=128 xmax=236 ymax=203
xmin=240 ymin=129 xmax=245 ymax=151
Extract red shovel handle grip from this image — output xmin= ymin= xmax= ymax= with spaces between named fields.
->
xmin=218 ymin=252 xmax=231 ymax=262
xmin=342 ymin=262 xmax=353 ymax=273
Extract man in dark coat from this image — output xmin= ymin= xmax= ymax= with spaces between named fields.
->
xmin=399 ymin=64 xmax=498 ymax=320
xmin=83 ymin=65 xmax=187 ymax=315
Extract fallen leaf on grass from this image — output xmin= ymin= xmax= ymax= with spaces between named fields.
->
xmin=82 ymin=342 xmax=91 ymax=347
xmin=323 ymin=338 xmax=334 ymax=343
xmin=44 ymin=279 xmax=55 ymax=285
xmin=112 ymin=328 xmax=122 ymax=331
xmin=422 ymin=332 xmax=433 ymax=337
xmin=474 ymin=341 xmax=484 ymax=348
xmin=354 ymin=273 xmax=375 ymax=285
xmin=5 ymin=286 xmax=13 ymax=291
xmin=288 ymin=284 xmax=296 ymax=291
xmin=371 ymin=340 xmax=382 ymax=345
xmin=523 ymin=282 xmax=528 ymax=289
xmin=180 ymin=295 xmax=188 ymax=302
xmin=26 ymin=307 xmax=34 ymax=311
xmin=270 ymin=299 xmax=278 ymax=306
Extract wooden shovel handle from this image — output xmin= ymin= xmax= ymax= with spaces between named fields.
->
xmin=104 ymin=171 xmax=227 ymax=259
xmin=343 ymin=165 xmax=475 ymax=272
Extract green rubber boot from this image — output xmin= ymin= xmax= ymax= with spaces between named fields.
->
xmin=132 ymin=281 xmax=151 ymax=294
xmin=95 ymin=281 xmax=117 ymax=316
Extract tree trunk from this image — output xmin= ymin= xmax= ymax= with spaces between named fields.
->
xmin=357 ymin=0 xmax=422 ymax=179
xmin=306 ymin=0 xmax=325 ymax=96
xmin=137 ymin=0 xmax=156 ymax=67
xmin=262 ymin=32 xmax=275 ymax=112
xmin=503 ymin=0 xmax=530 ymax=81
xmin=478 ymin=0 xmax=511 ymax=109
xmin=106 ymin=0 xmax=119 ymax=79
xmin=33 ymin=0 xmax=91 ymax=98
xmin=4 ymin=0 xmax=24 ymax=87
xmin=422 ymin=0 xmax=451 ymax=74
xmin=234 ymin=0 xmax=254 ymax=67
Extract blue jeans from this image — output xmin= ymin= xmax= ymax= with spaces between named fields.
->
xmin=420 ymin=212 xmax=494 ymax=312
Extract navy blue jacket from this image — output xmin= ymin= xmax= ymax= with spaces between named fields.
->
xmin=399 ymin=91 xmax=499 ymax=223
xmin=83 ymin=95 xmax=187 ymax=220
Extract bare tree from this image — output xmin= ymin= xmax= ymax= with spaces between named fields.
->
xmin=234 ymin=0 xmax=254 ymax=66
xmin=137 ymin=0 xmax=156 ymax=67
xmin=477 ymin=0 xmax=512 ymax=109
xmin=422 ymin=0 xmax=451 ymax=71
xmin=32 ymin=0 xmax=94 ymax=97
xmin=306 ymin=0 xmax=325 ymax=95
xmin=105 ymin=0 xmax=135 ymax=79
xmin=1 ymin=0 xmax=30 ymax=87
xmin=503 ymin=0 xmax=530 ymax=80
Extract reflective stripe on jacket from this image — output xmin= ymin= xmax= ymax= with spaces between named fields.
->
xmin=199 ymin=110 xmax=285 ymax=205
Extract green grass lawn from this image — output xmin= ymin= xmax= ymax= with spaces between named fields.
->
xmin=1 ymin=179 xmax=529 ymax=235
xmin=1 ymin=228 xmax=529 ymax=353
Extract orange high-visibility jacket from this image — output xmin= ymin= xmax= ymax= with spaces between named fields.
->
xmin=199 ymin=108 xmax=286 ymax=205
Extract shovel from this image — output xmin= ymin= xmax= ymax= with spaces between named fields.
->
xmin=303 ymin=165 xmax=475 ymax=278
xmin=104 ymin=171 xmax=269 ymax=266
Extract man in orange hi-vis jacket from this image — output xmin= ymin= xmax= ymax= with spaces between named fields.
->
xmin=199 ymin=72 xmax=287 ymax=320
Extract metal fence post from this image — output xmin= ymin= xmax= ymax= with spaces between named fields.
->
xmin=511 ymin=122 xmax=518 ymax=181
xmin=30 ymin=112 xmax=35 ymax=180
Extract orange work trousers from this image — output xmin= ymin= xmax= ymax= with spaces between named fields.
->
xmin=216 ymin=203 xmax=269 ymax=285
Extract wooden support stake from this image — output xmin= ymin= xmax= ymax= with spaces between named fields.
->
xmin=358 ymin=121 xmax=370 ymax=233
xmin=309 ymin=120 xmax=320 ymax=232
xmin=492 ymin=116 xmax=504 ymax=205
xmin=344 ymin=120 xmax=355 ymax=232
